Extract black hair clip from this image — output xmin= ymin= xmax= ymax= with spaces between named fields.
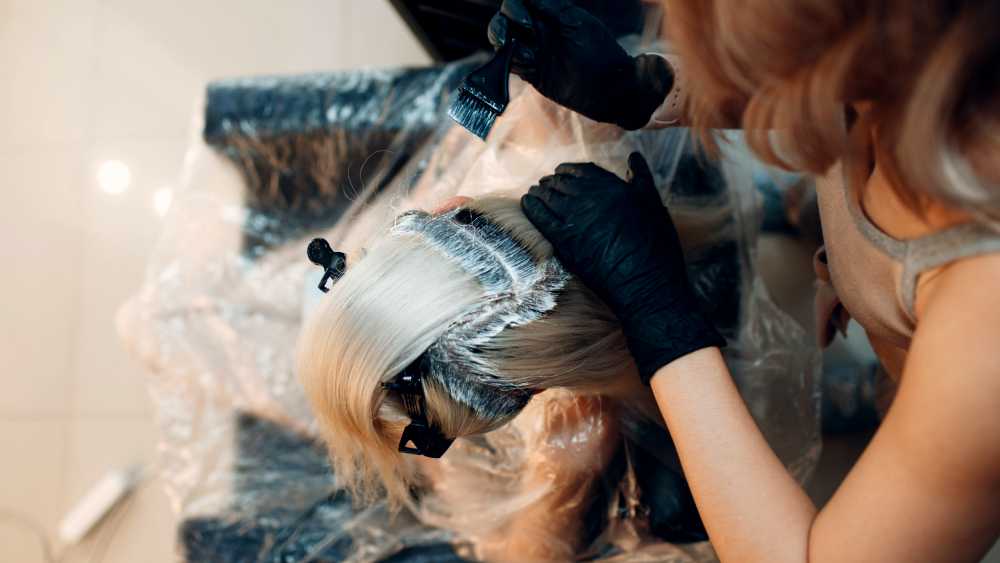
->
xmin=382 ymin=356 xmax=455 ymax=459
xmin=307 ymin=238 xmax=347 ymax=293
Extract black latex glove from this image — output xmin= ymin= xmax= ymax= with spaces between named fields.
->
xmin=522 ymin=153 xmax=725 ymax=382
xmin=488 ymin=0 xmax=673 ymax=130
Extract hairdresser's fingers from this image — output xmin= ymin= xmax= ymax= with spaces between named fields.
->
xmin=509 ymin=44 xmax=538 ymax=77
xmin=626 ymin=152 xmax=653 ymax=186
xmin=625 ymin=152 xmax=663 ymax=205
xmin=520 ymin=0 xmax=574 ymax=21
xmin=537 ymin=173 xmax=586 ymax=198
xmin=487 ymin=11 xmax=507 ymax=49
xmin=491 ymin=17 xmax=541 ymax=82
xmin=522 ymin=193 xmax=566 ymax=230
xmin=537 ymin=174 xmax=556 ymax=190
xmin=538 ymin=173 xmax=575 ymax=193
xmin=528 ymin=180 xmax=565 ymax=204
xmin=548 ymin=172 xmax=598 ymax=197
xmin=553 ymin=161 xmax=599 ymax=177
xmin=535 ymin=172 xmax=584 ymax=198
xmin=553 ymin=162 xmax=618 ymax=182
xmin=532 ymin=180 xmax=574 ymax=212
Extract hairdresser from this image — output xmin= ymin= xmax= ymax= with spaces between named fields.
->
xmin=492 ymin=1 xmax=1000 ymax=561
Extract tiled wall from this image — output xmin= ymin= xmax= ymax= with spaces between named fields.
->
xmin=0 ymin=2 xmax=428 ymax=561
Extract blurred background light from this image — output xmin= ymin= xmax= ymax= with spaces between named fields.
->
xmin=97 ymin=160 xmax=131 ymax=195
xmin=153 ymin=187 xmax=173 ymax=217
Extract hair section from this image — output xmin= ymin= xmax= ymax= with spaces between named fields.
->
xmin=296 ymin=198 xmax=639 ymax=507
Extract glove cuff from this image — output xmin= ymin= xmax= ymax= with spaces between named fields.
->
xmin=632 ymin=315 xmax=726 ymax=384
xmin=615 ymin=285 xmax=727 ymax=384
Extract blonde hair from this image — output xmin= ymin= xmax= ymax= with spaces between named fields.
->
xmin=297 ymin=198 xmax=642 ymax=507
xmin=665 ymin=0 xmax=1000 ymax=223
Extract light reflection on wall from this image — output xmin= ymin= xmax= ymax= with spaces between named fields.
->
xmin=97 ymin=160 xmax=131 ymax=195
xmin=153 ymin=188 xmax=173 ymax=217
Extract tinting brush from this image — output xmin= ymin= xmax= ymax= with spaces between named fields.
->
xmin=447 ymin=0 xmax=532 ymax=140
xmin=447 ymin=40 xmax=517 ymax=140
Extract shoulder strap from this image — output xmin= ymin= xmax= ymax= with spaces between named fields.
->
xmin=900 ymin=224 xmax=1000 ymax=318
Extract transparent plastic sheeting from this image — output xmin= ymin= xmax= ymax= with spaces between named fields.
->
xmin=119 ymin=60 xmax=821 ymax=562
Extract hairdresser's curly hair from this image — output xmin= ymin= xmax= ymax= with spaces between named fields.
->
xmin=665 ymin=0 xmax=1000 ymax=223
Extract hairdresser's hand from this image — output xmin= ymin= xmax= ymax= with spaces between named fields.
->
xmin=523 ymin=153 xmax=725 ymax=382
xmin=488 ymin=0 xmax=673 ymax=130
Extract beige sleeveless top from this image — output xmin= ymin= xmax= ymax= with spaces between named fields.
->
xmin=813 ymin=119 xmax=1000 ymax=353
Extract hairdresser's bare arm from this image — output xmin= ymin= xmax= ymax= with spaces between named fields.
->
xmin=650 ymin=348 xmax=817 ymax=561
xmin=650 ymin=257 xmax=1000 ymax=563
xmin=810 ymin=257 xmax=1000 ymax=562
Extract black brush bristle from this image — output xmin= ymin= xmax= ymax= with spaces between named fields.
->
xmin=448 ymin=39 xmax=517 ymax=140
xmin=448 ymin=93 xmax=500 ymax=141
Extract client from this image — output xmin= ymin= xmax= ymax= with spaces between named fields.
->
xmin=298 ymin=195 xmax=678 ymax=560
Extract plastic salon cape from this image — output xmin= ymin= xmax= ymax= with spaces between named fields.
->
xmin=119 ymin=59 xmax=821 ymax=562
